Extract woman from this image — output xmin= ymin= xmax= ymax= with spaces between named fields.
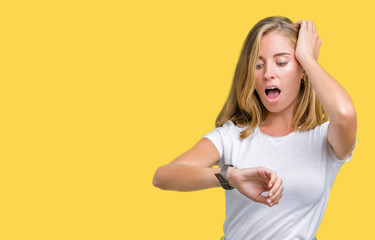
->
xmin=153 ymin=16 xmax=356 ymax=240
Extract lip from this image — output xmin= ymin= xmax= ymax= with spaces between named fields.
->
xmin=264 ymin=85 xmax=281 ymax=103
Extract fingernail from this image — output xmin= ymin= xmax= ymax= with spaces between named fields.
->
xmin=267 ymin=199 xmax=272 ymax=203
xmin=269 ymin=192 xmax=273 ymax=197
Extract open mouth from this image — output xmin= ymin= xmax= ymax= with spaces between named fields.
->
xmin=265 ymin=87 xmax=281 ymax=100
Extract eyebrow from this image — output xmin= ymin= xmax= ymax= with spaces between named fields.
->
xmin=258 ymin=52 xmax=291 ymax=60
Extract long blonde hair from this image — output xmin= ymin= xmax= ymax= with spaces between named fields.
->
xmin=215 ymin=16 xmax=327 ymax=139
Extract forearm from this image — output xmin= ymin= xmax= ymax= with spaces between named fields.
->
xmin=153 ymin=163 xmax=221 ymax=191
xmin=301 ymin=57 xmax=356 ymax=124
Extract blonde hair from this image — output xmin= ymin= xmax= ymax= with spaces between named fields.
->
xmin=215 ymin=16 xmax=327 ymax=139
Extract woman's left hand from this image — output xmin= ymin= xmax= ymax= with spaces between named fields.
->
xmin=294 ymin=20 xmax=322 ymax=64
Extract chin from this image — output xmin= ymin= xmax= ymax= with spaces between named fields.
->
xmin=264 ymin=106 xmax=283 ymax=113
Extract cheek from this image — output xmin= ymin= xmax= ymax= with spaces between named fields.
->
xmin=254 ymin=73 xmax=263 ymax=91
xmin=282 ymin=63 xmax=299 ymax=75
xmin=254 ymin=71 xmax=262 ymax=81
xmin=287 ymin=75 xmax=302 ymax=95
xmin=281 ymin=65 xmax=302 ymax=84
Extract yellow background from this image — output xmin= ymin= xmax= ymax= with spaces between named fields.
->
xmin=1 ymin=0 xmax=373 ymax=239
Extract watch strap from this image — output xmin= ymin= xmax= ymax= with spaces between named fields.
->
xmin=215 ymin=164 xmax=234 ymax=190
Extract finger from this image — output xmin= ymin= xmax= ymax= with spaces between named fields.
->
xmin=269 ymin=183 xmax=284 ymax=203
xmin=311 ymin=21 xmax=317 ymax=32
xmin=265 ymin=195 xmax=274 ymax=207
xmin=273 ymin=192 xmax=283 ymax=205
xmin=294 ymin=20 xmax=302 ymax=26
xmin=307 ymin=20 xmax=313 ymax=31
xmin=256 ymin=168 xmax=276 ymax=207
xmin=256 ymin=193 xmax=270 ymax=206
xmin=274 ymin=187 xmax=283 ymax=202
xmin=256 ymin=168 xmax=269 ymax=189
xmin=268 ymin=177 xmax=283 ymax=199
xmin=266 ymin=198 xmax=274 ymax=207
xmin=268 ymin=174 xmax=281 ymax=193
xmin=267 ymin=189 xmax=283 ymax=206
xmin=257 ymin=167 xmax=272 ymax=187
xmin=298 ymin=20 xmax=307 ymax=31
xmin=264 ymin=169 xmax=276 ymax=189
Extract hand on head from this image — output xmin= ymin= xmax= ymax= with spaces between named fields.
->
xmin=294 ymin=20 xmax=322 ymax=63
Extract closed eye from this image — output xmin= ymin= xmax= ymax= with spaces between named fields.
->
xmin=277 ymin=62 xmax=288 ymax=66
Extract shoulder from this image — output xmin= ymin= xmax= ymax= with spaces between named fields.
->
xmin=291 ymin=121 xmax=330 ymax=146
xmin=313 ymin=121 xmax=329 ymax=135
xmin=298 ymin=121 xmax=329 ymax=136
xmin=221 ymin=119 xmax=236 ymax=128
xmin=220 ymin=120 xmax=248 ymax=135
xmin=299 ymin=121 xmax=354 ymax=163
xmin=204 ymin=120 xmax=247 ymax=141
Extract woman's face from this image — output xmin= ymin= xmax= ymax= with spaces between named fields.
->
xmin=254 ymin=31 xmax=304 ymax=115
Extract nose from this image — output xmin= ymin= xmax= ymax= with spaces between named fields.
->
xmin=264 ymin=64 xmax=275 ymax=81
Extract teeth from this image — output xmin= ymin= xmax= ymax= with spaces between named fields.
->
xmin=266 ymin=87 xmax=277 ymax=90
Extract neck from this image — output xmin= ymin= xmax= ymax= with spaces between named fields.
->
xmin=259 ymin=109 xmax=296 ymax=136
xmin=262 ymin=112 xmax=294 ymax=128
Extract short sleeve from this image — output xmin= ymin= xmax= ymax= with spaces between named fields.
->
xmin=327 ymin=137 xmax=357 ymax=166
xmin=316 ymin=121 xmax=356 ymax=188
xmin=202 ymin=120 xmax=233 ymax=166
xmin=320 ymin=121 xmax=356 ymax=167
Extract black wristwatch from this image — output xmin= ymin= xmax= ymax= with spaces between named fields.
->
xmin=215 ymin=164 xmax=235 ymax=190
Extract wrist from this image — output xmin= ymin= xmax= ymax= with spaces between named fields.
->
xmin=226 ymin=167 xmax=238 ymax=189
xmin=297 ymin=54 xmax=316 ymax=67
xmin=215 ymin=164 xmax=236 ymax=190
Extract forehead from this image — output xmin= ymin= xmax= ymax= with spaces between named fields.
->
xmin=259 ymin=31 xmax=294 ymax=56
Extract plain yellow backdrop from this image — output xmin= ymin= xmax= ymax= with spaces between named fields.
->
xmin=1 ymin=0 xmax=373 ymax=239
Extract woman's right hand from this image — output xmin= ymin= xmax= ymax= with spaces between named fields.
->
xmin=227 ymin=167 xmax=284 ymax=207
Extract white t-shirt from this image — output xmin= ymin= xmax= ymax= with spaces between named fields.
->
xmin=203 ymin=120 xmax=355 ymax=240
